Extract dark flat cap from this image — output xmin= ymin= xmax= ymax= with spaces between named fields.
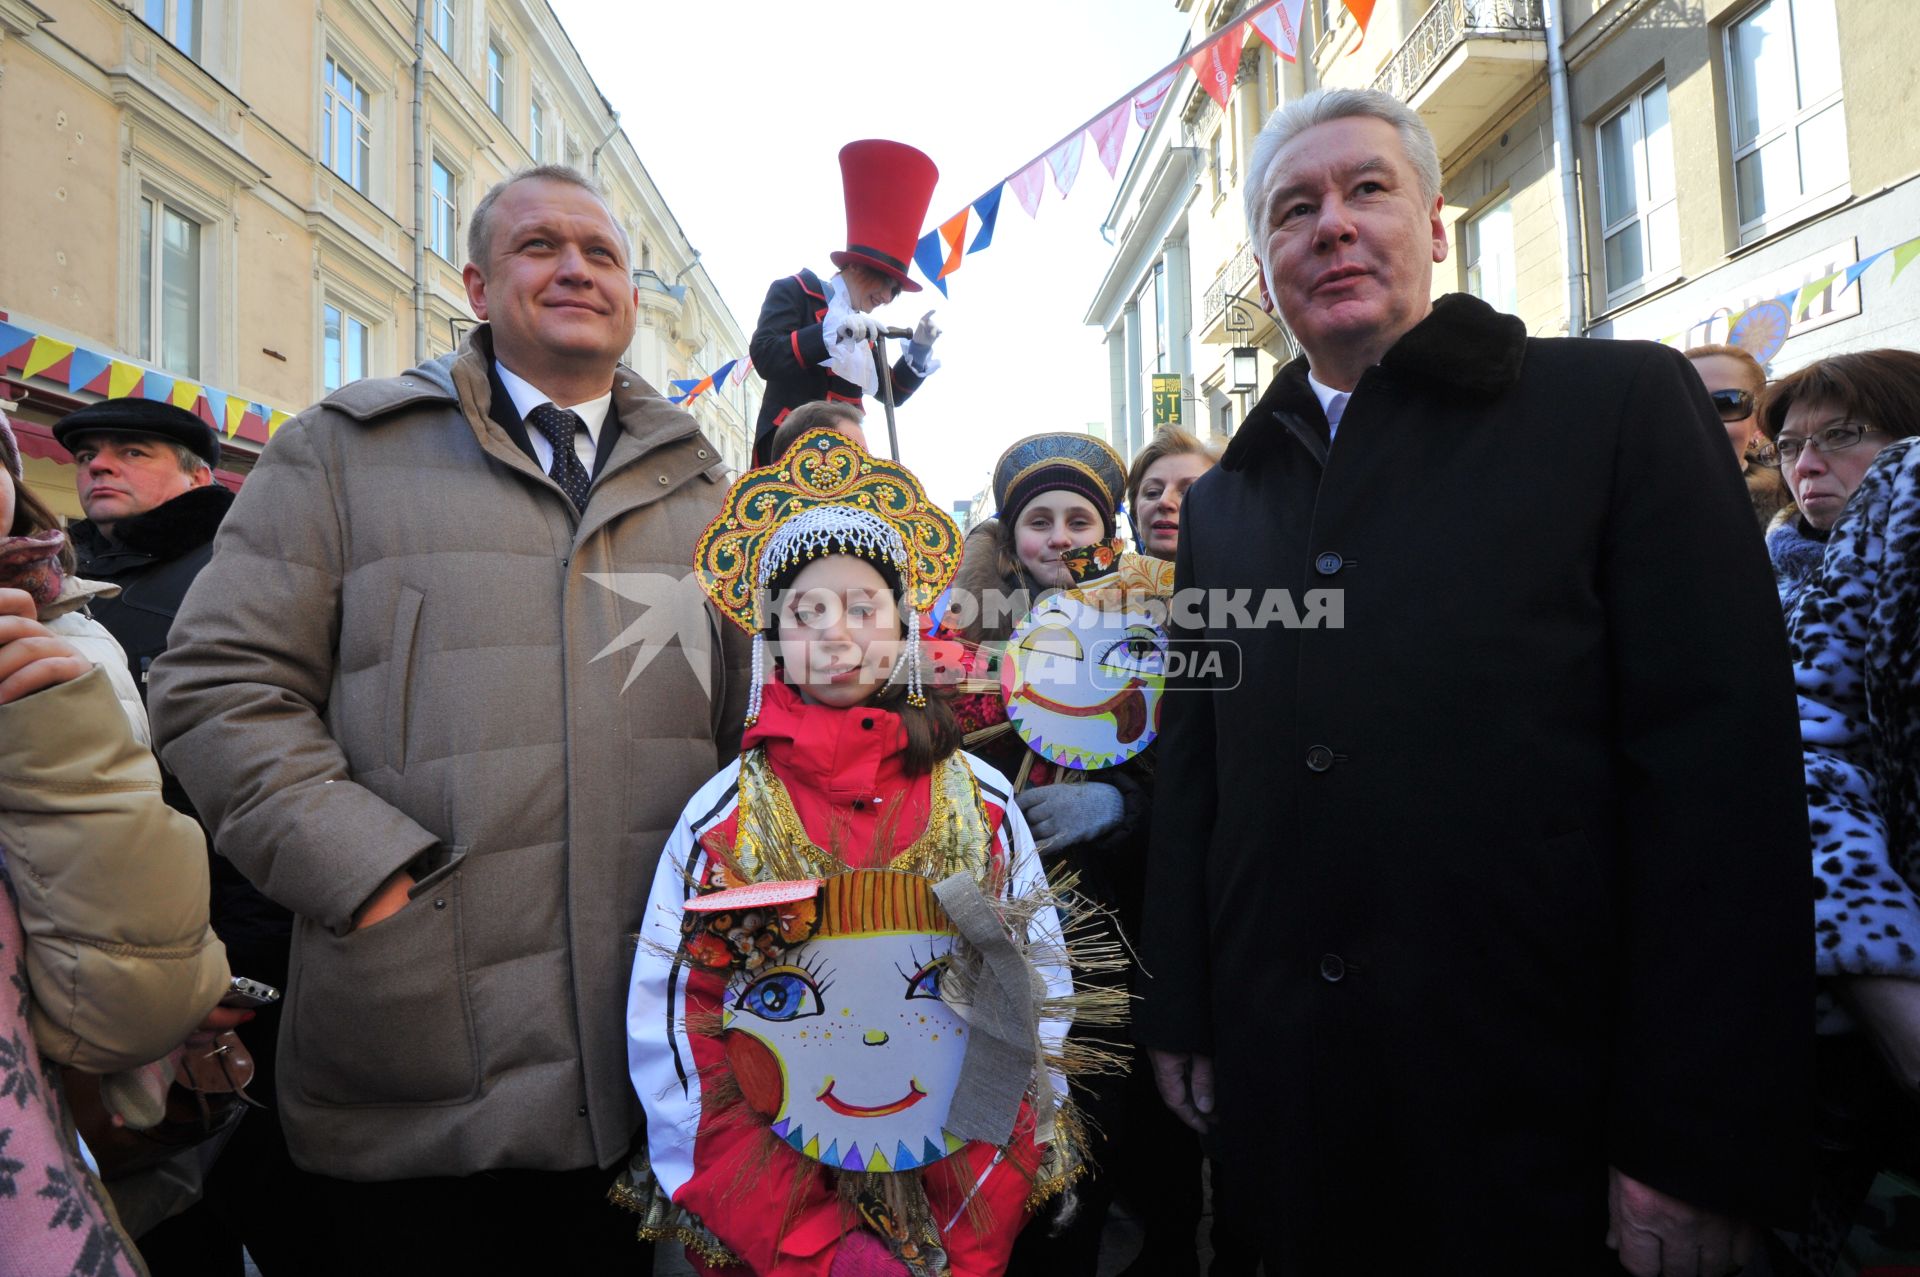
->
xmin=53 ymin=398 xmax=222 ymax=469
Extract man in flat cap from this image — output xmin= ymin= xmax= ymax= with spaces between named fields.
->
xmin=54 ymin=398 xmax=305 ymax=1275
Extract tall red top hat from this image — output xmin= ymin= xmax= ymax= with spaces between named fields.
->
xmin=830 ymin=139 xmax=938 ymax=294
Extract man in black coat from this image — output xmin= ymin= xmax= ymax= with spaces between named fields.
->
xmin=749 ymin=139 xmax=943 ymax=463
xmin=1138 ymin=89 xmax=1810 ymax=1275
xmin=55 ymin=398 xmax=306 ymax=1275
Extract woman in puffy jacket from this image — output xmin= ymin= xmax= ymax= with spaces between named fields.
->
xmin=1 ymin=412 xmax=229 ymax=1275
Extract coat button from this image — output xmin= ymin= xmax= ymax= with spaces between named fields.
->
xmin=433 ymin=899 xmax=446 ymax=910
xmin=577 ymin=1105 xmax=588 ymax=1117
xmin=1319 ymin=953 xmax=1346 ymax=983
xmin=861 ymin=717 xmax=874 ymax=730
xmin=1305 ymin=744 xmax=1335 ymax=772
xmin=1314 ymin=551 xmax=1344 ymax=576
xmin=657 ymin=474 xmax=670 ymax=485
xmin=697 ymin=449 xmax=710 ymax=459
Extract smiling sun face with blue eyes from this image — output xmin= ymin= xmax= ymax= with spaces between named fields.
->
xmin=721 ymin=930 xmax=971 ymax=1173
xmin=1003 ymin=594 xmax=1168 ymax=770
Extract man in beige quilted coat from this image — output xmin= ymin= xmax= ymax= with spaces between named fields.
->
xmin=149 ymin=166 xmax=749 ymax=1273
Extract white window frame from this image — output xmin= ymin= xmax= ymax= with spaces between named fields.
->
xmin=1725 ymin=0 xmax=1847 ymax=243
xmin=1463 ymin=194 xmax=1517 ymax=315
xmin=322 ymin=301 xmax=372 ymax=394
xmin=430 ymin=0 xmax=456 ymax=54
xmin=487 ymin=39 xmax=509 ymax=118
xmin=142 ymin=0 xmax=201 ymax=60
xmin=530 ymin=95 xmax=547 ymax=163
xmin=429 ymin=155 xmax=460 ymax=263
xmin=136 ymin=193 xmax=204 ymax=379
xmin=1596 ymin=80 xmax=1678 ymax=303
xmin=322 ymin=53 xmax=374 ymax=195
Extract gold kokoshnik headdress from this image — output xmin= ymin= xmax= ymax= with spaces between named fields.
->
xmin=694 ymin=427 xmax=963 ymax=725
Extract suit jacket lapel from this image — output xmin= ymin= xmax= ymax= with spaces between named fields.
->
xmin=487 ymin=362 xmax=541 ymax=465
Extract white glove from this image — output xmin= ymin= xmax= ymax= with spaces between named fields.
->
xmin=906 ymin=310 xmax=942 ymax=378
xmin=1017 ymin=782 xmax=1125 ymax=856
xmin=833 ymin=313 xmax=884 ymax=344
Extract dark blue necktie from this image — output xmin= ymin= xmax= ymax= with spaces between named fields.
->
xmin=526 ymin=403 xmax=591 ymax=513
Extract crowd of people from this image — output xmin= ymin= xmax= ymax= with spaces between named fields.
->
xmin=2 ymin=85 xmax=1918 ymax=1277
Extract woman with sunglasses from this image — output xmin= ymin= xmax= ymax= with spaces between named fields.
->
xmin=1761 ymin=349 xmax=1920 ymax=609
xmin=1687 ymin=344 xmax=1794 ymax=526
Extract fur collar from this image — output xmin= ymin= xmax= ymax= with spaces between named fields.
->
xmin=1224 ymin=293 xmax=1528 ymax=471
xmin=71 ymin=483 xmax=234 ymax=561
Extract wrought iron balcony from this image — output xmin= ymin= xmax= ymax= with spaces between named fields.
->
xmin=1372 ymin=0 xmax=1546 ymax=104
xmin=1201 ymin=243 xmax=1260 ymax=334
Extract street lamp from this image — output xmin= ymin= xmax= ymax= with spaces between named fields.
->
xmin=1229 ymin=346 xmax=1260 ymax=394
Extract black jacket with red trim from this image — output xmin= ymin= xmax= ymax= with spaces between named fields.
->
xmin=748 ymin=268 xmax=925 ymax=463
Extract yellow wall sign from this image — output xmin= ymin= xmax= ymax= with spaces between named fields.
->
xmin=1151 ymin=373 xmax=1182 ymax=427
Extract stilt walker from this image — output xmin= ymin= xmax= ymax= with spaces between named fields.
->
xmin=748 ymin=140 xmax=945 ymax=464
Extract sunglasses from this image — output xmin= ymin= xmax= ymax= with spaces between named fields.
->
xmin=1709 ymin=388 xmax=1755 ymax=421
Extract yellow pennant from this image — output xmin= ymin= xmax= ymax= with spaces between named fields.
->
xmin=108 ymin=361 xmax=145 ymax=399
xmin=171 ymin=379 xmax=202 ymax=410
xmin=20 ymin=336 xmax=76 ymax=382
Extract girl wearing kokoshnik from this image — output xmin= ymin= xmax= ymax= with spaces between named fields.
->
xmin=621 ymin=428 xmax=1121 ymax=1277
xmin=946 ymin=432 xmax=1174 ymax=1277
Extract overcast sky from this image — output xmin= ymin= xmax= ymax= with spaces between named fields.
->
xmin=546 ymin=0 xmax=1196 ymax=510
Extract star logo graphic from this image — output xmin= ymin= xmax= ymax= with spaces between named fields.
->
xmin=587 ymin=572 xmax=716 ymax=697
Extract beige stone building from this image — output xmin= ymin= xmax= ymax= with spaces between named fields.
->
xmin=0 ymin=0 xmax=758 ymax=521
xmin=1091 ymin=0 xmax=1920 ymax=461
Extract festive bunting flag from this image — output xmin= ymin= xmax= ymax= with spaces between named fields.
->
xmin=67 ymin=348 xmax=112 ymax=394
xmin=224 ymin=395 xmax=248 ymax=438
xmin=1794 ymin=270 xmax=1843 ymax=319
xmin=142 ymin=371 xmax=175 ymax=405
xmin=1133 ymin=70 xmax=1176 ymax=130
xmin=1892 ymin=235 xmax=1920 ymax=284
xmin=969 ymin=187 xmax=1003 ymax=255
xmin=22 ymin=335 xmax=76 ymax=382
xmin=711 ymin=360 xmax=738 ymax=389
xmin=1088 ymin=101 xmax=1131 ymax=177
xmin=0 ymin=322 xmax=32 ymax=369
xmin=1046 ymin=134 xmax=1085 ymax=199
xmin=937 ymin=208 xmax=972 ymax=280
xmin=203 ymin=389 xmax=228 ymax=430
xmin=267 ymin=409 xmax=292 ymax=438
xmin=1010 ymin=160 xmax=1047 ymax=219
xmin=1189 ymin=22 xmax=1247 ymax=109
xmin=1841 ymin=251 xmax=1886 ymax=293
xmin=913 ymin=231 xmax=950 ymax=298
xmin=730 ymin=357 xmax=753 ymax=386
xmin=1343 ymin=0 xmax=1377 ymax=33
xmin=1250 ymin=0 xmax=1307 ymax=63
xmin=108 ymin=361 xmax=144 ymax=400
xmin=170 ymin=379 xmax=202 ymax=411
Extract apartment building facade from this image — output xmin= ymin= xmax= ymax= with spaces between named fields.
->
xmin=0 ymin=0 xmax=757 ymax=520
xmin=1089 ymin=0 xmax=1919 ymax=461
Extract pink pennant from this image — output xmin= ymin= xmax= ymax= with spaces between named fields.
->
xmin=1011 ymin=160 xmax=1047 ymax=218
xmin=1249 ymin=0 xmax=1306 ymax=63
xmin=1046 ymin=134 xmax=1085 ymax=199
xmin=1189 ymin=23 xmax=1248 ymax=109
xmin=1087 ymin=101 xmax=1131 ymax=177
xmin=1134 ymin=70 xmax=1175 ymax=130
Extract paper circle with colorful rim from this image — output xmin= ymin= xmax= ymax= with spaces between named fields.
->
xmin=1729 ymin=299 xmax=1791 ymax=366
xmin=1001 ymin=592 xmax=1168 ymax=771
xmin=719 ymin=870 xmax=972 ymax=1174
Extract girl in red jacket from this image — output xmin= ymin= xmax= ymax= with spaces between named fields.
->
xmin=622 ymin=430 xmax=1113 ymax=1277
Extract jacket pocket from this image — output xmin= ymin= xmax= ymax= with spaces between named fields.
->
xmin=384 ymin=586 xmax=425 ymax=772
xmin=289 ymin=860 xmax=478 ymax=1107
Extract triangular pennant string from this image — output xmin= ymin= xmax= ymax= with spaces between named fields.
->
xmin=1189 ymin=23 xmax=1247 ymax=109
xmin=913 ymin=230 xmax=951 ymax=297
xmin=1891 ymin=236 xmax=1920 ymax=284
xmin=67 ymin=348 xmax=112 ymax=394
xmin=1841 ymin=251 xmax=1885 ymax=293
xmin=1250 ymin=0 xmax=1306 ymax=62
xmin=937 ymin=208 xmax=972 ymax=279
xmin=969 ymin=186 xmax=1003 ymax=254
xmin=0 ymin=322 xmax=33 ymax=368
xmin=1087 ymin=101 xmax=1131 ymax=177
xmin=1344 ymin=0 xmax=1377 ymax=33
xmin=21 ymin=336 xmax=76 ymax=382
xmin=108 ymin=361 xmax=145 ymax=399
xmin=1794 ymin=270 xmax=1843 ymax=318
xmin=1134 ymin=70 xmax=1176 ymax=129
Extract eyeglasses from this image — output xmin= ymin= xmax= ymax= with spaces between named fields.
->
xmin=1708 ymin=388 xmax=1755 ymax=421
xmin=1774 ymin=422 xmax=1884 ymax=466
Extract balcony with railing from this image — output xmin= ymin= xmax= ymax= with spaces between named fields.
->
xmin=1371 ymin=0 xmax=1548 ymax=161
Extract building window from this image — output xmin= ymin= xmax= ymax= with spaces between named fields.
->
xmin=322 ymin=55 xmax=373 ymax=194
xmin=324 ymin=303 xmax=369 ymax=393
xmin=143 ymin=0 xmax=201 ymax=60
xmin=430 ymin=158 xmax=459 ymax=262
xmin=1208 ymin=130 xmax=1225 ymax=201
xmin=1464 ymin=196 xmax=1517 ymax=315
xmin=1598 ymin=80 xmax=1677 ymax=298
xmin=487 ymin=40 xmax=508 ymax=117
xmin=530 ymin=98 xmax=546 ymax=162
xmin=1137 ymin=261 xmax=1167 ymax=438
xmin=139 ymin=196 xmax=200 ymax=378
xmin=1727 ymin=0 xmax=1846 ymax=238
xmin=431 ymin=0 xmax=455 ymax=53
xmin=566 ymin=140 xmax=583 ymax=173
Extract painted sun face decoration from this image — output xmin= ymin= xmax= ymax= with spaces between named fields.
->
xmin=1003 ymin=590 xmax=1169 ymax=770
xmin=717 ymin=872 xmax=971 ymax=1174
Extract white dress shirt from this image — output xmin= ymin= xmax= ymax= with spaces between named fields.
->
xmin=494 ymin=361 xmax=611 ymax=474
xmin=1307 ymin=370 xmax=1351 ymax=442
